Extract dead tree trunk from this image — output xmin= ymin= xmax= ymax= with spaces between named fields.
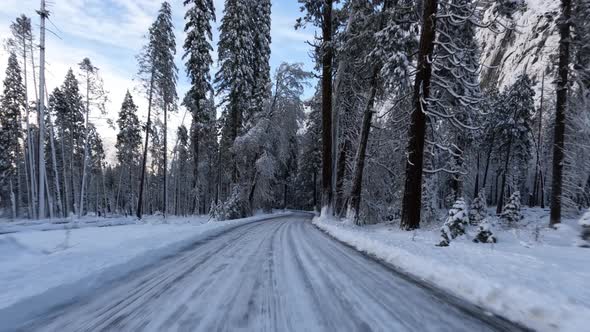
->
xmin=400 ymin=0 xmax=438 ymax=230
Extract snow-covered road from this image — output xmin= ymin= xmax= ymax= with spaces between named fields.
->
xmin=17 ymin=214 xmax=523 ymax=331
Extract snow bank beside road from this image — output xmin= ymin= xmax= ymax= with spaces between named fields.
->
xmin=0 ymin=212 xmax=292 ymax=329
xmin=314 ymin=209 xmax=590 ymax=332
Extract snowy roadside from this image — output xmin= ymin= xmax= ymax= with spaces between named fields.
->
xmin=0 ymin=212 xmax=293 ymax=327
xmin=313 ymin=208 xmax=590 ymax=332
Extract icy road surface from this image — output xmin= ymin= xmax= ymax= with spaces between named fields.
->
xmin=19 ymin=214 xmax=523 ymax=332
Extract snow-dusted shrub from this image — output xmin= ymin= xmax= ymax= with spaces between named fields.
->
xmin=501 ymin=191 xmax=522 ymax=224
xmin=468 ymin=191 xmax=487 ymax=226
xmin=438 ymin=198 xmax=469 ymax=247
xmin=473 ymin=219 xmax=497 ymax=244
xmin=209 ymin=187 xmax=249 ymax=221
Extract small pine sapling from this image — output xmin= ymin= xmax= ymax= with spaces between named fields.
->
xmin=469 ymin=191 xmax=487 ymax=226
xmin=473 ymin=219 xmax=497 ymax=244
xmin=438 ymin=198 xmax=469 ymax=247
xmin=501 ymin=191 xmax=522 ymax=225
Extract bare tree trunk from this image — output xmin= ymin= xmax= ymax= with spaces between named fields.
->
xmin=400 ymin=0 xmax=438 ymax=230
xmin=334 ymin=139 xmax=348 ymax=215
xmin=37 ymin=0 xmax=48 ymax=219
xmin=137 ymin=72 xmax=155 ymax=219
xmin=48 ymin=114 xmax=63 ymax=217
xmin=321 ymin=0 xmax=334 ymax=214
xmin=532 ymin=73 xmax=545 ymax=207
xmin=497 ymin=139 xmax=513 ymax=215
xmin=79 ymin=73 xmax=91 ymax=218
xmin=550 ymin=0 xmax=571 ymax=226
xmin=347 ymin=72 xmax=378 ymax=224
xmin=163 ymin=103 xmax=168 ymax=220
xmin=59 ymin=127 xmax=70 ymax=216
xmin=473 ymin=152 xmax=480 ymax=198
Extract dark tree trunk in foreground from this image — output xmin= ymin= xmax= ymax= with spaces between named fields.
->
xmin=321 ymin=0 xmax=334 ymax=213
xmin=550 ymin=0 xmax=572 ymax=226
xmin=400 ymin=0 xmax=438 ymax=230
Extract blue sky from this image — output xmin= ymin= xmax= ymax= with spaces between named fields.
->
xmin=0 ymin=0 xmax=316 ymax=160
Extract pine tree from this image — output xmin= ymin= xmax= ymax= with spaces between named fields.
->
xmin=0 ymin=53 xmax=26 ymax=218
xmin=495 ymin=75 xmax=534 ymax=214
xmin=53 ymin=70 xmax=85 ymax=216
xmin=115 ymin=91 xmax=142 ymax=215
xmin=438 ymin=198 xmax=469 ymax=247
xmin=215 ymin=0 xmax=256 ymax=190
xmin=183 ymin=0 xmax=216 ymax=214
xmin=171 ymin=125 xmax=190 ymax=215
xmin=78 ymin=58 xmax=106 ymax=217
xmin=10 ymin=15 xmax=35 ymax=217
xmin=502 ymin=191 xmax=522 ymax=225
xmin=137 ymin=2 xmax=177 ymax=219
xmin=469 ymin=191 xmax=487 ymax=226
xmin=346 ymin=0 xmax=418 ymax=224
xmin=295 ymin=86 xmax=322 ymax=210
xmin=248 ymin=0 xmax=272 ymax=123
xmin=431 ymin=0 xmax=482 ymax=200
xmin=154 ymin=2 xmax=177 ymax=219
xmin=473 ymin=219 xmax=497 ymax=244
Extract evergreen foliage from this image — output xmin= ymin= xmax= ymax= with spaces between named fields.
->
xmin=501 ymin=191 xmax=522 ymax=225
xmin=438 ymin=198 xmax=469 ymax=247
xmin=469 ymin=192 xmax=487 ymax=226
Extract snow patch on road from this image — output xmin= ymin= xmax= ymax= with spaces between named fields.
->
xmin=314 ymin=208 xmax=590 ymax=332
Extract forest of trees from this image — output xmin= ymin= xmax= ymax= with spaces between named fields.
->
xmin=0 ymin=0 xmax=589 ymax=233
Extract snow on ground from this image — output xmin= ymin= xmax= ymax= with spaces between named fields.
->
xmin=0 ymin=212 xmax=292 ymax=322
xmin=314 ymin=208 xmax=590 ymax=332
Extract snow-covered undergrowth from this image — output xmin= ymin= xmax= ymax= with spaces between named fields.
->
xmin=314 ymin=208 xmax=590 ymax=332
xmin=0 ymin=212 xmax=292 ymax=327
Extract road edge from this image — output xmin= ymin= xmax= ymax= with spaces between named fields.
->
xmin=310 ymin=220 xmax=533 ymax=332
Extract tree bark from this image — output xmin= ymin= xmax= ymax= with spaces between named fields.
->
xmin=334 ymin=139 xmax=348 ymax=215
xmin=496 ymin=139 xmax=513 ymax=215
xmin=136 ymin=72 xmax=155 ymax=219
xmin=531 ymin=72 xmax=545 ymax=207
xmin=321 ymin=0 xmax=334 ymax=214
xmin=79 ymin=73 xmax=91 ymax=218
xmin=163 ymin=102 xmax=168 ymax=219
xmin=400 ymin=0 xmax=438 ymax=230
xmin=550 ymin=0 xmax=571 ymax=226
xmin=473 ymin=152 xmax=480 ymax=198
xmin=347 ymin=74 xmax=378 ymax=225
